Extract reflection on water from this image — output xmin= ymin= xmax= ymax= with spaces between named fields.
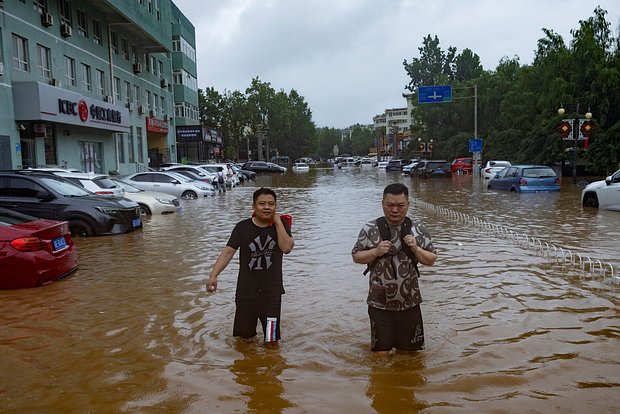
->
xmin=1 ymin=168 xmax=618 ymax=413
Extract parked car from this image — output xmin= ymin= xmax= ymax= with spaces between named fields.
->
xmin=0 ymin=207 xmax=79 ymax=289
xmin=451 ymin=157 xmax=473 ymax=174
xmin=413 ymin=160 xmax=452 ymax=178
xmin=385 ymin=159 xmax=406 ymax=171
xmin=111 ymin=179 xmax=180 ymax=216
xmin=242 ymin=161 xmax=287 ymax=173
xmin=402 ymin=160 xmax=420 ymax=174
xmin=232 ymin=164 xmax=257 ymax=180
xmin=123 ymin=171 xmax=213 ymax=199
xmin=0 ymin=171 xmax=142 ymax=236
xmin=51 ymin=172 xmax=125 ymax=198
xmin=292 ymin=162 xmax=310 ymax=171
xmin=483 ymin=160 xmax=512 ymax=180
xmin=161 ymin=165 xmax=216 ymax=183
xmin=377 ymin=161 xmax=389 ymax=170
xmin=581 ymin=168 xmax=620 ymax=211
xmin=198 ymin=163 xmax=241 ymax=187
xmin=487 ymin=165 xmax=560 ymax=192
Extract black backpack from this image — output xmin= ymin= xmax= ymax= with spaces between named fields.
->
xmin=363 ymin=216 xmax=420 ymax=277
xmin=217 ymin=172 xmax=225 ymax=184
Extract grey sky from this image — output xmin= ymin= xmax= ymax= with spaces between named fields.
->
xmin=174 ymin=0 xmax=620 ymax=128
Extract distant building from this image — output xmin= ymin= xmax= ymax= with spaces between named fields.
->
xmin=373 ymin=98 xmax=414 ymax=157
xmin=0 ymin=0 xmax=198 ymax=173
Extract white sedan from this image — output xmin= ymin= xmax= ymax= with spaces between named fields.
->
xmin=112 ymin=179 xmax=180 ymax=215
xmin=482 ymin=160 xmax=512 ymax=180
xmin=581 ymin=169 xmax=620 ymax=211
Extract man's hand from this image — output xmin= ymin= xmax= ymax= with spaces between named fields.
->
xmin=375 ymin=240 xmax=392 ymax=257
xmin=206 ymin=275 xmax=218 ymax=293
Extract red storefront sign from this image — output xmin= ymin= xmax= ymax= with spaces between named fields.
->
xmin=146 ymin=117 xmax=169 ymax=133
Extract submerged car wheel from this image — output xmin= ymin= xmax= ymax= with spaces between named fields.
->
xmin=69 ymin=219 xmax=93 ymax=237
xmin=181 ymin=190 xmax=198 ymax=200
xmin=583 ymin=193 xmax=599 ymax=208
xmin=138 ymin=204 xmax=151 ymax=216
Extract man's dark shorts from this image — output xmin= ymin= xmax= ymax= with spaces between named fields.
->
xmin=368 ymin=305 xmax=424 ymax=352
xmin=234 ymin=295 xmax=282 ymax=341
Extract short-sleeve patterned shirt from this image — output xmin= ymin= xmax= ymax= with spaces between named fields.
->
xmin=352 ymin=217 xmax=436 ymax=311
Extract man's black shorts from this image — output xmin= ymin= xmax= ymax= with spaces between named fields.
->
xmin=234 ymin=295 xmax=282 ymax=341
xmin=368 ymin=305 xmax=424 ymax=352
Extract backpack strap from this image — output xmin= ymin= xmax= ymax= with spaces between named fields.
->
xmin=363 ymin=216 xmax=420 ymax=277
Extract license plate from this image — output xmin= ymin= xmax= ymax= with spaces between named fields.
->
xmin=132 ymin=218 xmax=141 ymax=228
xmin=52 ymin=236 xmax=67 ymax=251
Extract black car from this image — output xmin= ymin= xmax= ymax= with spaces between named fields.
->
xmin=412 ymin=160 xmax=452 ymax=178
xmin=242 ymin=161 xmax=287 ymax=173
xmin=0 ymin=171 xmax=142 ymax=236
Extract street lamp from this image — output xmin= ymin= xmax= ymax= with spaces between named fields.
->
xmin=558 ymin=104 xmax=593 ymax=184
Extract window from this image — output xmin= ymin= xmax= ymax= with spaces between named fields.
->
xmin=146 ymin=90 xmax=152 ymax=110
xmin=37 ymin=44 xmax=51 ymax=78
xmin=158 ymin=60 xmax=164 ymax=77
xmin=155 ymin=0 xmax=160 ymax=20
xmin=92 ymin=20 xmax=102 ymax=45
xmin=59 ymin=0 xmax=71 ymax=26
xmin=110 ymin=31 xmax=118 ymax=54
xmin=33 ymin=0 xmax=47 ymax=14
xmin=81 ymin=63 xmax=91 ymax=91
xmin=124 ymin=81 xmax=131 ymax=104
xmin=12 ymin=34 xmax=29 ymax=72
xmin=77 ymin=10 xmax=88 ymax=37
xmin=172 ymin=35 xmax=196 ymax=62
xmin=131 ymin=45 xmax=138 ymax=63
xmin=172 ymin=69 xmax=198 ymax=92
xmin=64 ymin=55 xmax=76 ymax=86
xmin=160 ymin=96 xmax=165 ymax=115
xmin=113 ymin=76 xmax=121 ymax=101
xmin=116 ymin=133 xmax=125 ymax=163
xmin=120 ymin=39 xmax=128 ymax=60
xmin=128 ymin=128 xmax=135 ymax=163
xmin=96 ymin=69 xmax=105 ymax=96
xmin=153 ymin=93 xmax=158 ymax=114
xmin=134 ymin=85 xmax=141 ymax=105
xmin=136 ymin=127 xmax=144 ymax=163
xmin=147 ymin=0 xmax=152 ymax=13
xmin=151 ymin=56 xmax=157 ymax=75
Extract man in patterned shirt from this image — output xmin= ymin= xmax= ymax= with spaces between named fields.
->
xmin=352 ymin=183 xmax=437 ymax=355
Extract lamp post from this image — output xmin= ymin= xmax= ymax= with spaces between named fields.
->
xmin=558 ymin=104 xmax=593 ymax=184
xmin=389 ymin=120 xmax=398 ymax=159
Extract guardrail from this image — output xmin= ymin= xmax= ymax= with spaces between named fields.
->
xmin=414 ymin=199 xmax=618 ymax=285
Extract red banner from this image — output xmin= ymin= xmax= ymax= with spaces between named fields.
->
xmin=146 ymin=117 xmax=169 ymax=134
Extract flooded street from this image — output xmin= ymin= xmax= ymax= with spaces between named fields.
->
xmin=1 ymin=168 xmax=619 ymax=413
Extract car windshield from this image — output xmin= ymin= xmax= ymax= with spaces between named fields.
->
xmin=523 ymin=168 xmax=556 ymax=178
xmin=112 ymin=179 xmax=141 ymax=193
xmin=40 ymin=176 xmax=92 ymax=196
xmin=92 ymin=177 xmax=118 ymax=189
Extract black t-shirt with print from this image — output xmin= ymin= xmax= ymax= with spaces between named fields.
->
xmin=227 ymin=218 xmax=291 ymax=299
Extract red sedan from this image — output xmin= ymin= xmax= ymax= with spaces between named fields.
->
xmin=0 ymin=207 xmax=78 ymax=289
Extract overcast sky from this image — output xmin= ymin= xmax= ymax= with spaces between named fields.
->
xmin=174 ymin=0 xmax=620 ymax=129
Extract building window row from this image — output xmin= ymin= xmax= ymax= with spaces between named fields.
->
xmin=172 ymin=69 xmax=197 ymax=92
xmin=172 ymin=36 xmax=196 ymax=63
xmin=174 ymin=102 xmax=199 ymax=122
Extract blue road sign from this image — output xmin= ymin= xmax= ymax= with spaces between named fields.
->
xmin=469 ymin=138 xmax=483 ymax=152
xmin=418 ymin=85 xmax=453 ymax=104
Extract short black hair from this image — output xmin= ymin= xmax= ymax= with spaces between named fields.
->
xmin=253 ymin=187 xmax=277 ymax=204
xmin=383 ymin=183 xmax=409 ymax=199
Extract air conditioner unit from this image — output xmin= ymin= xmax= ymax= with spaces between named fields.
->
xmin=42 ymin=12 xmax=54 ymax=27
xmin=138 ymin=105 xmax=145 ymax=114
xmin=160 ymin=79 xmax=168 ymax=88
xmin=51 ymin=78 xmax=61 ymax=87
xmin=133 ymin=63 xmax=142 ymax=74
xmin=127 ymin=102 xmax=135 ymax=111
xmin=0 ymin=62 xmax=4 ymax=76
xmin=60 ymin=24 xmax=72 ymax=37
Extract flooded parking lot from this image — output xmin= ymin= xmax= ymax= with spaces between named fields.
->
xmin=1 ymin=168 xmax=619 ymax=413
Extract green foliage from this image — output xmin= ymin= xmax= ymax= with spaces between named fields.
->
xmin=401 ymin=6 xmax=619 ymax=174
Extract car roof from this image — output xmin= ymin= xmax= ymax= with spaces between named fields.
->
xmin=53 ymin=172 xmax=111 ymax=179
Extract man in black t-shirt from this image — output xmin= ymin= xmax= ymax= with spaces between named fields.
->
xmin=207 ymin=188 xmax=294 ymax=346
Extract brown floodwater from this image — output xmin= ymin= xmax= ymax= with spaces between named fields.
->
xmin=1 ymin=167 xmax=619 ymax=414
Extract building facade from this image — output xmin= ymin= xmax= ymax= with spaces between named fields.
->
xmin=0 ymin=0 xmax=197 ymax=174
xmin=373 ymin=104 xmax=413 ymax=157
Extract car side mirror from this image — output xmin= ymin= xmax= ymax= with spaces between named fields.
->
xmin=605 ymin=177 xmax=611 ymax=185
xmin=171 ymin=179 xmax=180 ymax=184
xmin=35 ymin=190 xmax=52 ymax=200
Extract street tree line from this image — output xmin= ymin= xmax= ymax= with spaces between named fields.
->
xmin=198 ymin=6 xmax=618 ymax=173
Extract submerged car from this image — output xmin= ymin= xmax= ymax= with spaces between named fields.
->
xmin=413 ymin=160 xmax=452 ymax=178
xmin=242 ymin=161 xmax=287 ymax=173
xmin=487 ymin=165 xmax=560 ymax=192
xmin=581 ymin=168 xmax=620 ymax=211
xmin=292 ymin=162 xmax=310 ymax=171
xmin=451 ymin=157 xmax=473 ymax=174
xmin=0 ymin=171 xmax=142 ymax=236
xmin=483 ymin=160 xmax=512 ymax=180
xmin=51 ymin=172 xmax=125 ymax=198
xmin=112 ymin=179 xmax=180 ymax=216
xmin=0 ymin=207 xmax=78 ymax=289
xmin=123 ymin=171 xmax=213 ymax=199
